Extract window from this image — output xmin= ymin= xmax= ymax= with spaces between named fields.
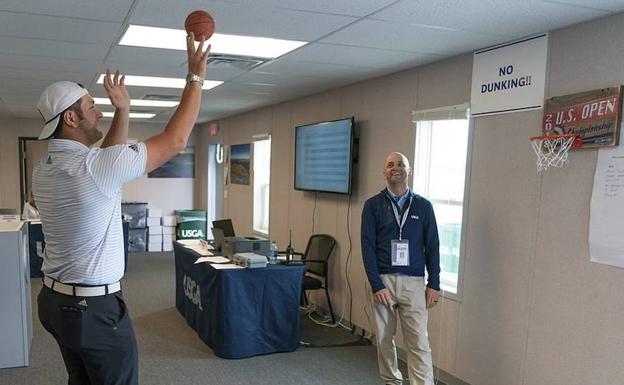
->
xmin=253 ymin=136 xmax=271 ymax=234
xmin=412 ymin=104 xmax=471 ymax=297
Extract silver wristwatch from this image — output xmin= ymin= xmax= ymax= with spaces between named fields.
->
xmin=186 ymin=73 xmax=204 ymax=86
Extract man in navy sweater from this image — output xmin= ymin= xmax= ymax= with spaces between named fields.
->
xmin=361 ymin=152 xmax=440 ymax=385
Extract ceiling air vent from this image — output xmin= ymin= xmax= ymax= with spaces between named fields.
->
xmin=206 ymin=54 xmax=268 ymax=71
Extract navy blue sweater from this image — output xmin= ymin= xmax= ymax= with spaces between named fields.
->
xmin=361 ymin=189 xmax=441 ymax=292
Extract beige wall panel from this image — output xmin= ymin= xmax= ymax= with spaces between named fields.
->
xmin=268 ymin=103 xmax=292 ymax=246
xmin=548 ymin=14 xmax=624 ymax=97
xmin=0 ymin=118 xmax=41 ymax=210
xmin=417 ymin=54 xmax=472 ymax=111
xmin=291 ymin=89 xmax=342 ymax=126
xmin=455 ymin=112 xmax=540 ymax=385
xmin=336 ymin=83 xmax=385 ymax=332
xmin=427 ymin=298 xmax=460 ymax=374
xmin=287 ymin=91 xmax=341 ymax=252
xmin=194 ymin=125 xmax=210 ymax=210
xmin=226 ymin=182 xmax=254 ymax=235
xmin=253 ymin=108 xmax=273 ymax=135
xmin=351 ymin=72 xmax=418 ymax=202
xmin=523 ymin=13 xmax=624 ymax=385
xmin=219 ymin=118 xmax=234 ymax=219
xmin=524 ymin=150 xmax=624 ymax=385
xmin=222 ymin=112 xmax=256 ymax=235
xmin=227 ymin=113 xmax=255 ymax=145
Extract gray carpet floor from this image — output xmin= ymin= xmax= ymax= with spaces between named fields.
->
xmin=0 ymin=252 xmax=390 ymax=385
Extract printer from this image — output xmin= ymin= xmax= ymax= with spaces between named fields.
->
xmin=233 ymin=252 xmax=268 ymax=268
xmin=222 ymin=236 xmax=270 ymax=259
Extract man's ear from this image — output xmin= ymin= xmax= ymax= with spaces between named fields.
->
xmin=62 ymin=110 xmax=79 ymax=128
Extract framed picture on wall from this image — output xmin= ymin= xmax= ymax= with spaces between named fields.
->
xmin=230 ymin=143 xmax=250 ymax=185
xmin=148 ymin=145 xmax=195 ymax=178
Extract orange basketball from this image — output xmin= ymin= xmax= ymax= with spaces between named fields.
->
xmin=184 ymin=10 xmax=215 ymax=41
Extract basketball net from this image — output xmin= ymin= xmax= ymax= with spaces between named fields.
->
xmin=530 ymin=134 xmax=580 ymax=172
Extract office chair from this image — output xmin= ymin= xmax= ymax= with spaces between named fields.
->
xmin=297 ymin=234 xmax=337 ymax=323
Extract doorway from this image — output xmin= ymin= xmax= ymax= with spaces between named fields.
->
xmin=19 ymin=137 xmax=48 ymax=214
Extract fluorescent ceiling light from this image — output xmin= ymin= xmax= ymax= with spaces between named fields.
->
xmin=120 ymin=25 xmax=307 ymax=59
xmin=102 ymin=112 xmax=156 ymax=119
xmin=93 ymin=98 xmax=179 ymax=108
xmin=97 ymin=74 xmax=223 ymax=90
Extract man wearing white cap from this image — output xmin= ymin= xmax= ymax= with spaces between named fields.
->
xmin=33 ymin=34 xmax=210 ymax=385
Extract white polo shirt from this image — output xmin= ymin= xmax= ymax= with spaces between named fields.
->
xmin=32 ymin=139 xmax=147 ymax=285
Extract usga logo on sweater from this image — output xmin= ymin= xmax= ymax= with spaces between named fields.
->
xmin=180 ymin=229 xmax=204 ymax=238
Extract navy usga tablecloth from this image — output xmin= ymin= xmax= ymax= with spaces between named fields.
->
xmin=174 ymin=243 xmax=304 ymax=359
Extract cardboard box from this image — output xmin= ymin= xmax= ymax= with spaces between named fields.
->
xmin=162 ymin=234 xmax=174 ymax=243
xmin=149 ymin=234 xmax=163 ymax=244
xmin=148 ymin=242 xmax=162 ymax=252
xmin=148 ymin=225 xmax=162 ymax=234
xmin=147 ymin=217 xmax=160 ymax=227
xmin=148 ymin=208 xmax=162 ymax=218
xmin=161 ymin=216 xmax=176 ymax=226
xmin=162 ymin=242 xmax=173 ymax=252
xmin=162 ymin=226 xmax=175 ymax=235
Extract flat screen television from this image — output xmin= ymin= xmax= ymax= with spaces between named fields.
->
xmin=294 ymin=117 xmax=354 ymax=195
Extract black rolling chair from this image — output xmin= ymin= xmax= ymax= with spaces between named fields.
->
xmin=296 ymin=234 xmax=337 ymax=323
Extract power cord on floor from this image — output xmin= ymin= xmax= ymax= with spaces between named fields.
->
xmin=299 ymin=302 xmax=374 ymax=348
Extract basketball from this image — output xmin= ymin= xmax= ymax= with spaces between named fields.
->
xmin=184 ymin=10 xmax=215 ymax=41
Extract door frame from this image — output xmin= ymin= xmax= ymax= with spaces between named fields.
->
xmin=18 ymin=136 xmax=40 ymax=214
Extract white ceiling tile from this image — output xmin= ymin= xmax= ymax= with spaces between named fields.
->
xmin=372 ymin=0 xmax=610 ymax=37
xmin=215 ymin=0 xmax=398 ymax=17
xmin=0 ymin=12 xmax=121 ymax=44
xmin=0 ymin=67 xmax=93 ymax=82
xmin=283 ymin=42 xmax=442 ymax=69
xmin=232 ymin=71 xmax=331 ymax=89
xmin=543 ymin=0 xmax=624 ymax=12
xmin=90 ymin=86 xmax=184 ymax=103
xmin=0 ymin=53 xmax=100 ymax=74
xmin=0 ymin=76 xmax=83 ymax=91
xmin=0 ymin=0 xmax=132 ymax=22
xmin=321 ymin=19 xmax=504 ymax=56
xmin=130 ymin=0 xmax=356 ymax=40
xmin=105 ymin=47 xmax=246 ymax=82
xmin=0 ymin=36 xmax=107 ymax=61
xmin=258 ymin=59 xmax=380 ymax=80
xmin=106 ymin=46 xmax=187 ymax=68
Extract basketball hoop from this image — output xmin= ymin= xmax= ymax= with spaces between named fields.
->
xmin=530 ymin=134 xmax=581 ymax=172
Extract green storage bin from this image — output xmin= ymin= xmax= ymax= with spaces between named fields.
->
xmin=175 ymin=210 xmax=207 ymax=240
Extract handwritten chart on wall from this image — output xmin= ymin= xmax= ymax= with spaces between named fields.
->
xmin=589 ymin=129 xmax=624 ymax=268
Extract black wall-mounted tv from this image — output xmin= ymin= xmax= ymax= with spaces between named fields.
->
xmin=294 ymin=117 xmax=354 ymax=195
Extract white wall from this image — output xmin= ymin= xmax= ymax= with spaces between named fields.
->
xmin=120 ymin=124 xmax=198 ymax=215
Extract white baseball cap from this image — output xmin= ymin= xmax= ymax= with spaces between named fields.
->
xmin=37 ymin=81 xmax=88 ymax=140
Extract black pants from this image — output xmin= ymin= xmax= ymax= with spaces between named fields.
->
xmin=38 ymin=286 xmax=139 ymax=385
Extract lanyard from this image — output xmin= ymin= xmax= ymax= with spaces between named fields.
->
xmin=385 ymin=192 xmax=412 ymax=240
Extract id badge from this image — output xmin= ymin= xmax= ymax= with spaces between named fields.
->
xmin=391 ymin=240 xmax=410 ymax=266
